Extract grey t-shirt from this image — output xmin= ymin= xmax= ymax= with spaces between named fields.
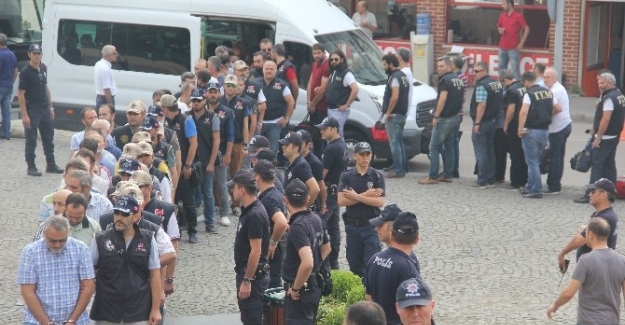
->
xmin=572 ymin=248 xmax=625 ymax=325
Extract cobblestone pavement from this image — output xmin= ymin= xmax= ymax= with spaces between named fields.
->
xmin=2 ymin=122 xmax=625 ymax=324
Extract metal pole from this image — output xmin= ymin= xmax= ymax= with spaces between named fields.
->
xmin=554 ymin=0 xmax=565 ymax=82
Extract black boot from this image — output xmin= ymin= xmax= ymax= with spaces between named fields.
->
xmin=46 ymin=164 xmax=64 ymax=174
xmin=27 ymin=163 xmax=42 ymax=177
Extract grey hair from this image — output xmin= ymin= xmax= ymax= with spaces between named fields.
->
xmin=544 ymin=67 xmax=559 ymax=79
xmin=92 ymin=119 xmax=110 ymax=130
xmin=599 ymin=72 xmax=616 ymax=85
xmin=215 ymin=45 xmax=229 ymax=56
xmin=101 ymin=45 xmax=116 ymax=57
xmin=181 ymin=82 xmax=195 ymax=92
xmin=397 ymin=48 xmax=411 ymax=63
xmin=475 ymin=61 xmax=488 ymax=71
xmin=207 ymin=56 xmax=221 ymax=71
xmin=67 ymin=170 xmax=92 ymax=188
xmin=43 ymin=215 xmax=70 ymax=233
xmin=0 ymin=33 xmax=7 ymax=46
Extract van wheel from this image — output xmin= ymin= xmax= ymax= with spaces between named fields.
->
xmin=344 ymin=130 xmax=368 ymax=167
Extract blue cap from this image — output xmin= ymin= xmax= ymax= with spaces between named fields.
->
xmin=140 ymin=116 xmax=160 ymax=131
xmin=191 ymin=88 xmax=206 ymax=100
xmin=118 ymin=158 xmax=141 ymax=175
xmin=28 ymin=44 xmax=42 ymax=53
xmin=278 ymin=132 xmax=303 ymax=146
xmin=396 ymin=278 xmax=433 ymax=308
xmin=113 ymin=195 xmax=140 ymax=214
xmin=207 ymin=81 xmax=220 ymax=91
xmin=147 ymin=105 xmax=163 ymax=117
xmin=315 ymin=116 xmax=340 ymax=129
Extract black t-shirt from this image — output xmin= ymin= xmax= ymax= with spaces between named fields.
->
xmin=18 ymin=63 xmax=49 ymax=108
xmin=259 ymin=186 xmax=286 ymax=232
xmin=304 ymin=152 xmax=323 ymax=182
xmin=284 ymin=155 xmax=314 ymax=190
xmin=338 ymin=167 xmax=386 ymax=219
xmin=322 ymin=138 xmax=347 ymax=184
xmin=111 ymin=125 xmax=135 ymax=151
xmin=234 ymin=200 xmax=270 ymax=267
xmin=503 ymin=81 xmax=526 ymax=126
xmin=364 ymin=247 xmax=420 ymax=325
xmin=576 ymin=207 xmax=619 ymax=261
xmin=282 ymin=210 xmax=329 ymax=282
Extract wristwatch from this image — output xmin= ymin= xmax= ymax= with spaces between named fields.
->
xmin=291 ymin=286 xmax=301 ymax=292
xmin=243 ymin=277 xmax=254 ymax=284
xmin=270 ymin=239 xmax=278 ymax=246
xmin=165 ymin=277 xmax=174 ymax=284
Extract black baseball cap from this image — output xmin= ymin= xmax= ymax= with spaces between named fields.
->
xmin=253 ymin=148 xmax=277 ymax=163
xmin=588 ymin=178 xmax=617 ymax=196
xmin=316 ymin=116 xmax=340 ymax=129
xmin=191 ymin=88 xmax=206 ymax=100
xmin=286 ymin=178 xmax=309 ymax=200
xmin=232 ymin=170 xmax=256 ymax=187
xmin=396 ymin=278 xmax=433 ymax=308
xmin=247 ymin=135 xmax=270 ymax=151
xmin=392 ymin=212 xmax=419 ymax=234
xmin=147 ymin=105 xmax=163 ymax=117
xmin=370 ymin=204 xmax=403 ymax=226
xmin=354 ymin=142 xmax=372 ymax=154
xmin=28 ymin=44 xmax=42 ymax=53
xmin=253 ymin=159 xmax=275 ymax=179
xmin=297 ymin=129 xmax=312 ymax=143
xmin=278 ymin=132 xmax=303 ymax=146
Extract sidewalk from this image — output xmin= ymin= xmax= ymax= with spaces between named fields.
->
xmin=166 ymin=314 xmax=241 ymax=324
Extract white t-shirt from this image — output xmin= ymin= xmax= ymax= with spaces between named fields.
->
xmin=352 ymin=11 xmax=377 ymax=39
xmin=178 ymin=100 xmax=190 ymax=114
xmin=548 ymin=82 xmax=572 ymax=133
xmin=94 ymin=59 xmax=117 ymax=96
xmin=401 ymin=67 xmax=414 ymax=112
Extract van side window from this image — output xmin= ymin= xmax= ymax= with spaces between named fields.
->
xmin=57 ymin=19 xmax=190 ymax=75
xmin=200 ymin=18 xmax=274 ymax=63
xmin=283 ymin=42 xmax=312 ymax=89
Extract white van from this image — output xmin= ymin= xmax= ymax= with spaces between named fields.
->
xmin=41 ymin=0 xmax=438 ymax=161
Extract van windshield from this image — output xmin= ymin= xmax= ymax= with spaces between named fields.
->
xmin=315 ymin=30 xmax=387 ymax=86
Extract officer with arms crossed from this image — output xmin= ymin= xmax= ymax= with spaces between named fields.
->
xmin=232 ymin=170 xmax=271 ymax=325
xmin=283 ymin=179 xmax=331 ymax=325
xmin=338 ymin=142 xmax=386 ymax=277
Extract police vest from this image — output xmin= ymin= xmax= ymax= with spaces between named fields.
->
xmin=245 ymin=79 xmax=262 ymax=101
xmin=143 ymin=199 xmax=175 ymax=234
xmin=470 ymin=76 xmax=503 ymax=122
xmin=192 ymin=109 xmax=216 ymax=167
xmin=525 ymin=84 xmax=553 ymax=130
xmin=277 ymin=59 xmax=295 ymax=81
xmin=505 ymin=80 xmax=526 ymax=126
xmin=595 ymin=87 xmax=625 ymax=136
xmin=325 ymin=68 xmax=353 ymax=108
xmin=165 ymin=112 xmax=191 ymax=161
xmin=438 ymin=71 xmax=465 ymax=117
xmin=221 ymin=95 xmax=247 ymax=143
xmin=382 ymin=69 xmax=409 ymax=116
xmin=152 ymin=141 xmax=170 ymax=166
xmin=248 ymin=69 xmax=262 ymax=82
xmin=149 ymin=161 xmax=167 ymax=183
xmin=262 ymin=77 xmax=289 ymax=121
xmin=91 ymin=226 xmax=154 ymax=323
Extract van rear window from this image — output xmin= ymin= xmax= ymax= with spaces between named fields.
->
xmin=58 ymin=19 xmax=191 ymax=75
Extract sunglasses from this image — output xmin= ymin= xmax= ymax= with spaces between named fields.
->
xmin=114 ymin=211 xmax=132 ymax=217
xmin=225 ymin=83 xmax=237 ymax=88
xmin=190 ymin=98 xmax=203 ymax=103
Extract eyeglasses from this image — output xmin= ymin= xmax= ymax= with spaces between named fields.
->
xmin=114 ymin=211 xmax=132 ymax=217
xmin=330 ymin=58 xmax=340 ymax=62
xmin=225 ymin=83 xmax=237 ymax=88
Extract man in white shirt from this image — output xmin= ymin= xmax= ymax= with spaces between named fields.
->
xmin=352 ymin=1 xmax=377 ymax=39
xmin=94 ymin=45 xmax=118 ymax=109
xmin=544 ymin=67 xmax=572 ymax=195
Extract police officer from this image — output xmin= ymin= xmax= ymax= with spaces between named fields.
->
xmin=273 ymin=44 xmax=299 ymax=101
xmin=111 ymin=100 xmax=147 ymax=150
xmin=382 ymin=54 xmax=410 ymax=178
xmin=18 ymin=44 xmax=64 ymax=176
xmin=136 ymin=141 xmax=173 ymax=204
xmin=338 ymin=142 xmax=386 ymax=277
xmin=364 ymin=212 xmax=421 ymax=325
xmin=325 ymin=49 xmax=359 ymax=137
xmin=469 ymin=61 xmax=504 ymax=188
xmin=501 ymin=70 xmax=528 ymax=190
xmin=221 ymin=75 xmax=251 ymax=179
xmin=190 ymin=87 xmax=221 ymax=233
xmin=518 ymin=71 xmax=558 ymax=198
xmin=90 ymin=195 xmax=162 ymax=325
xmin=282 ymin=179 xmax=331 ymax=325
xmin=316 ymin=116 xmax=347 ymax=270
xmin=254 ymin=160 xmax=288 ymax=289
xmin=296 ymin=129 xmax=326 ymax=213
xmin=260 ymin=61 xmax=295 ymax=156
xmin=279 ymin=132 xmax=320 ymax=203
xmin=232 ymin=170 xmax=270 ymax=325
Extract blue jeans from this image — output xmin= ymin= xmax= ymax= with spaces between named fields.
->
xmin=522 ymin=129 xmax=549 ymax=194
xmin=0 ymin=86 xmax=12 ymax=139
xmin=453 ymin=113 xmax=463 ymax=174
xmin=499 ymin=49 xmax=520 ymax=80
xmin=201 ymin=168 xmax=215 ymax=225
xmin=344 ymin=224 xmax=382 ymax=278
xmin=471 ymin=120 xmax=496 ymax=185
xmin=429 ymin=115 xmax=459 ymax=179
xmin=547 ymin=123 xmax=572 ymax=191
xmin=214 ymin=164 xmax=230 ymax=218
xmin=25 ymin=107 xmax=56 ymax=166
xmin=386 ymin=114 xmax=407 ymax=176
xmin=261 ymin=123 xmax=283 ymax=155
xmin=327 ymin=108 xmax=350 ymax=138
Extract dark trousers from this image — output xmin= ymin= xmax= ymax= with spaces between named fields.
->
xmin=547 ymin=123 xmax=572 ymax=191
xmin=507 ymin=124 xmax=528 ymax=187
xmin=284 ymin=288 xmax=322 ymax=325
xmin=345 ymin=223 xmax=382 ymax=278
xmin=177 ymin=174 xmax=198 ymax=235
xmin=322 ymin=190 xmax=340 ymax=264
xmin=95 ymin=94 xmax=115 ymax=109
xmin=587 ymin=137 xmax=620 ymax=195
xmin=24 ymin=107 xmax=56 ymax=166
xmin=494 ymin=128 xmax=508 ymax=182
xmin=268 ymin=242 xmax=284 ymax=289
xmin=310 ymin=111 xmax=327 ymax=160
xmin=236 ymin=273 xmax=269 ymax=325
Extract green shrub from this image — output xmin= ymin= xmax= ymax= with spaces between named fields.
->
xmin=317 ymin=270 xmax=365 ymax=325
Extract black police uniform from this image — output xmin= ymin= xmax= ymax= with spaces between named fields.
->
xmin=234 ymin=199 xmax=271 ymax=325
xmin=321 ymin=137 xmax=347 ymax=267
xmin=589 ymin=87 xmax=625 ymax=186
xmin=19 ymin=62 xmax=58 ymax=168
xmin=576 ymin=207 xmax=619 ymax=261
xmin=111 ymin=125 xmax=136 ymax=151
xmin=437 ymin=71 xmax=464 ymax=117
xmin=282 ymin=210 xmax=329 ymax=325
xmin=338 ymin=167 xmax=386 ymax=277
xmin=325 ymin=67 xmax=354 ymax=109
xmin=364 ymin=247 xmax=420 ymax=325
xmin=469 ymin=75 xmax=503 ymax=123
xmin=258 ymin=186 xmax=287 ymax=289
xmin=284 ymin=155 xmax=314 ymax=190
xmin=524 ymin=84 xmax=554 ymax=130
xmin=303 ymin=152 xmax=324 ymax=211
xmin=504 ymin=80 xmax=528 ymax=188
xmin=382 ymin=69 xmax=409 ymax=116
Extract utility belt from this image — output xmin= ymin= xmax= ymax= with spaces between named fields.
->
xmin=234 ymin=263 xmax=270 ymax=278
xmin=325 ymin=183 xmax=338 ymax=196
xmin=283 ymin=273 xmax=319 ymax=293
xmin=342 ymin=212 xmax=374 ymax=227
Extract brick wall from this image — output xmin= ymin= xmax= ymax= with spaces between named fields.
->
xmin=562 ymin=0 xmax=582 ymax=87
xmin=417 ymin=0 xmax=447 ymax=59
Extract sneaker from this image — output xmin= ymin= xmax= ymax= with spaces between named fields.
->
xmin=188 ymin=233 xmax=198 ymax=243
xmin=499 ymin=183 xmax=520 ymax=190
xmin=573 ymin=196 xmax=590 ymax=204
xmin=418 ymin=178 xmax=438 ymax=185
xmin=486 ymin=183 xmax=497 ymax=188
xmin=27 ymin=166 xmax=42 ymax=176
xmin=205 ymin=224 xmax=217 ymax=233
xmin=468 ymin=183 xmax=488 ymax=189
xmin=543 ymin=188 xmax=561 ymax=195
xmin=523 ymin=193 xmax=543 ymax=199
xmin=46 ymin=164 xmax=64 ymax=174
xmin=231 ymin=207 xmax=241 ymax=216
xmin=220 ymin=216 xmax=231 ymax=226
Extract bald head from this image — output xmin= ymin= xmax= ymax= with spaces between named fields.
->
xmin=543 ymin=67 xmax=558 ymax=88
xmin=194 ymin=58 xmax=208 ymax=75
xmin=263 ymin=60 xmax=278 ymax=81
xmin=91 ymin=119 xmax=111 ymax=137
xmin=52 ymin=189 xmax=73 ymax=216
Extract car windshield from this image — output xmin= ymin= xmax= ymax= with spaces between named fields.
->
xmin=0 ymin=0 xmax=43 ymax=46
xmin=315 ymin=29 xmax=387 ymax=86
